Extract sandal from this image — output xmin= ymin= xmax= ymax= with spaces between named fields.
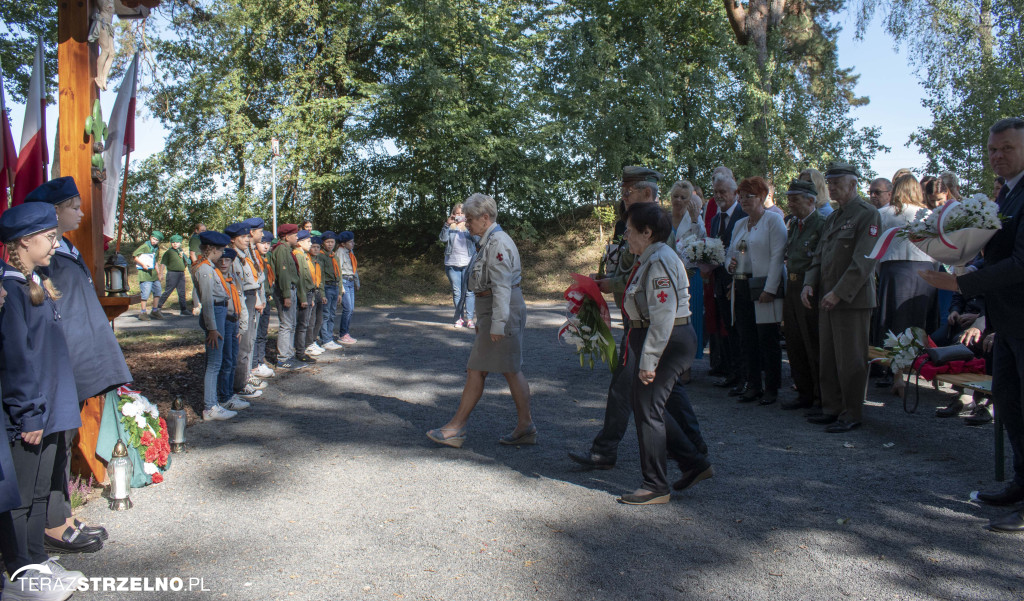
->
xmin=499 ymin=424 xmax=537 ymax=446
xmin=427 ymin=427 xmax=467 ymax=448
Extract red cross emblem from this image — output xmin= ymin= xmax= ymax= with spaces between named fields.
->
xmin=497 ymin=253 xmax=504 ymax=262
xmin=657 ymin=291 xmax=668 ymax=303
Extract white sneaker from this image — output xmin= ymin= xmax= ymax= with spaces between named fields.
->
xmin=203 ymin=405 xmax=236 ymax=421
xmin=237 ymin=386 xmax=263 ymax=399
xmin=304 ymin=344 xmax=324 ymax=356
xmin=223 ymin=396 xmax=251 ymax=411
xmin=3 ymin=568 xmax=75 ymax=601
xmin=252 ymin=364 xmax=275 ymax=378
xmin=246 ymin=376 xmax=267 ymax=390
xmin=43 ymin=558 xmax=85 ymax=589
xmin=322 ymin=341 xmax=343 ymax=351
xmin=311 ymin=342 xmax=325 ymax=352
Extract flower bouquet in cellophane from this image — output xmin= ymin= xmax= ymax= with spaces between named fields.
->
xmin=559 ymin=273 xmax=618 ymax=371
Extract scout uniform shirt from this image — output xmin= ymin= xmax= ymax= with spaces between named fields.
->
xmin=268 ymin=242 xmax=300 ymax=299
xmin=133 ymin=239 xmax=160 ymax=283
xmin=622 ymin=242 xmax=691 ymax=372
xmin=603 ymin=234 xmax=638 ymax=309
xmin=228 ymin=249 xmax=260 ymax=333
xmin=319 ymin=248 xmax=341 ymax=289
xmin=336 ymin=247 xmax=359 ymax=288
xmin=193 ymin=259 xmax=232 ymax=331
xmin=785 ymin=210 xmax=824 ymax=279
xmin=293 ymin=247 xmax=314 ymax=301
xmin=246 ymin=245 xmax=268 ymax=306
xmin=306 ymin=250 xmax=323 ymax=299
xmin=160 ymin=246 xmax=189 ymax=273
xmin=803 ymin=196 xmax=881 ymax=309
xmin=467 ymin=223 xmax=522 ymax=336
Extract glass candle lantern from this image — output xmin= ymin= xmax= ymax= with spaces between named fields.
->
xmin=107 ymin=440 xmax=134 ymax=510
xmin=167 ymin=397 xmax=187 ymax=453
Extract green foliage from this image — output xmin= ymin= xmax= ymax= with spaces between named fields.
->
xmin=0 ymin=1 xmax=57 ymax=103
xmin=592 ymin=205 xmax=617 ymax=230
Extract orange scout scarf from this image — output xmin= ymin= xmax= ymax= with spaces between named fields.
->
xmin=198 ymin=258 xmax=242 ymax=317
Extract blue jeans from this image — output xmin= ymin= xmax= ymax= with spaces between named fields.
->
xmin=338 ymin=279 xmax=355 ymax=337
xmin=445 ymin=265 xmax=475 ymax=321
xmin=139 ymin=279 xmax=162 ymax=302
xmin=202 ymin=305 xmax=227 ymax=410
xmin=218 ymin=314 xmax=240 ymax=403
xmin=321 ymin=284 xmax=339 ymax=343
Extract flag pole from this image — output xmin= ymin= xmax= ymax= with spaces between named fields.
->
xmin=114 ymin=146 xmax=131 ymax=255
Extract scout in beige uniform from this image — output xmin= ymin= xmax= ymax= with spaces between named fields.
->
xmin=224 ymin=222 xmax=263 ymax=398
xmin=801 ymin=163 xmax=881 ymax=432
xmin=617 ymin=203 xmax=704 ymax=505
xmin=427 ymin=193 xmax=535 ymax=448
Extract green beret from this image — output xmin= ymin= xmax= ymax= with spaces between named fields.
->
xmin=622 ymin=166 xmax=663 ymax=183
xmin=311 ymin=230 xmax=322 ymax=237
xmin=824 ymin=162 xmax=861 ymax=179
xmin=786 ymin=179 xmax=818 ymax=197
xmin=169 ymin=234 xmax=183 ymax=243
xmin=151 ymin=231 xmax=165 ymax=241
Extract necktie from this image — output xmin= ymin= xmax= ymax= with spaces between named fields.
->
xmin=718 ymin=211 xmax=727 ymax=238
xmin=995 ymin=183 xmax=1009 ymax=208
xmin=798 ymin=220 xmax=804 ymax=232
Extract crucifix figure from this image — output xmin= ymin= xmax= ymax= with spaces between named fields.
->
xmin=89 ymin=0 xmax=116 ymax=90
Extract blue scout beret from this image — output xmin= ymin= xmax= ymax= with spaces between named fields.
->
xmin=311 ymin=236 xmax=323 ymax=245
xmin=242 ymin=217 xmax=265 ymax=230
xmin=224 ymin=222 xmax=250 ymax=238
xmin=24 ymin=176 xmax=80 ymax=205
xmin=337 ymin=231 xmax=354 ymax=243
xmin=296 ymin=230 xmax=311 ymax=241
xmin=221 ymin=248 xmax=238 ymax=260
xmin=198 ymin=231 xmax=230 ymax=247
xmin=0 ymin=202 xmax=58 ymax=243
xmin=321 ymin=230 xmax=336 ymax=239
xmin=261 ymin=231 xmax=274 ymax=243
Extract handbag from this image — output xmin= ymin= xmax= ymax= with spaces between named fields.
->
xmin=925 ymin=344 xmax=975 ymax=365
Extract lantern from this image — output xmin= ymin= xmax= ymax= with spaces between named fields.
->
xmin=167 ymin=397 xmax=187 ymax=453
xmin=734 ymin=239 xmax=750 ymax=277
xmin=104 ymin=253 xmax=129 ymax=296
xmin=107 ymin=440 xmax=134 ymax=510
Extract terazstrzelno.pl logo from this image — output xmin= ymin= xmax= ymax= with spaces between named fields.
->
xmin=10 ymin=564 xmax=210 ymax=594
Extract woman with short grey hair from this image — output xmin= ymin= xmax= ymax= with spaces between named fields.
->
xmin=428 ymin=193 xmax=535 ymax=448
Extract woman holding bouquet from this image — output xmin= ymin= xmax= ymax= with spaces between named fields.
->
xmin=726 ymin=177 xmax=787 ymax=405
xmin=427 ymin=194 xmax=534 ymax=448
xmin=617 ymin=202 xmax=702 ymax=505
xmin=670 ymin=181 xmax=706 ymax=362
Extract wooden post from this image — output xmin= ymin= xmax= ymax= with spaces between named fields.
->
xmin=58 ymin=0 xmax=103 ymax=294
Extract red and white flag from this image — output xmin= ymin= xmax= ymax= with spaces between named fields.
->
xmin=0 ymin=70 xmax=18 ymax=213
xmin=102 ymin=52 xmax=139 ymax=242
xmin=12 ymin=36 xmax=47 ymax=207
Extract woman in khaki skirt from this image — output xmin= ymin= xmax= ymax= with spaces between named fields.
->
xmin=427 ymin=193 xmax=535 ymax=448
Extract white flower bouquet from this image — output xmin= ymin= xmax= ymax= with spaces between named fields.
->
xmin=559 ymin=274 xmax=618 ymax=371
xmin=878 ymin=327 xmax=929 ymax=374
xmin=681 ymin=236 xmax=726 ymax=266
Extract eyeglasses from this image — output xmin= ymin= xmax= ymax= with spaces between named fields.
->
xmin=868 ymin=189 xmax=892 ymax=196
xmin=739 ymin=194 xmax=760 ymax=201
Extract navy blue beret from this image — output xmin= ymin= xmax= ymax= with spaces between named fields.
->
xmin=321 ymin=230 xmax=336 ymax=240
xmin=24 ymin=176 xmax=80 ymax=205
xmin=337 ymin=231 xmax=354 ymax=243
xmin=261 ymin=231 xmax=274 ymax=243
xmin=224 ymin=222 xmax=251 ymax=238
xmin=198 ymin=231 xmax=231 ymax=247
xmin=0 ymin=203 xmax=58 ymax=242
xmin=311 ymin=236 xmax=323 ymax=245
xmin=243 ymin=217 xmax=265 ymax=230
xmin=221 ymin=248 xmax=238 ymax=260
xmin=296 ymin=230 xmax=311 ymax=241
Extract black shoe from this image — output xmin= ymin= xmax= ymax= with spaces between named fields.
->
xmin=44 ymin=527 xmax=103 ymax=554
xmin=737 ymin=387 xmax=763 ymax=403
xmin=987 ymin=510 xmax=1024 ymax=533
xmin=672 ymin=465 xmax=714 ymax=491
xmin=965 ymin=406 xmax=993 ymax=426
xmin=708 ymin=368 xmax=728 ymax=378
xmin=759 ymin=390 xmax=778 ymax=406
xmin=74 ymin=518 xmax=108 ymax=541
xmin=807 ymin=413 xmax=837 ymax=425
xmin=568 ymin=450 xmax=615 ymax=470
xmin=936 ymin=399 xmax=968 ymax=418
xmin=781 ymin=398 xmax=813 ymax=410
xmin=825 ymin=420 xmax=861 ymax=433
xmin=714 ymin=375 xmax=740 ymax=388
xmin=874 ymin=378 xmax=894 ymax=388
xmin=804 ymin=407 xmax=824 ymax=417
xmin=975 ymin=482 xmax=1024 ymax=506
xmin=296 ymin=354 xmax=317 ymax=364
xmin=728 ymin=383 xmax=750 ymax=397
xmin=618 ymin=490 xmax=670 ymax=505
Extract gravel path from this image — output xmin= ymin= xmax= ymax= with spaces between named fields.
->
xmin=67 ymin=302 xmax=1024 ymax=600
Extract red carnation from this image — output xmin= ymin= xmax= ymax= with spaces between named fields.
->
xmin=159 ymin=419 xmax=169 ymax=442
xmin=151 ymin=472 xmax=163 ymax=484
xmin=141 ymin=431 xmax=155 ymax=447
xmin=145 ymin=444 xmax=159 ymax=463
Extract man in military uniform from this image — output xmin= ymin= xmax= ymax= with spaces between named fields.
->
xmin=801 ymin=163 xmax=881 ymax=432
xmin=780 ymin=179 xmax=824 ymax=412
xmin=268 ymin=224 xmax=304 ymax=370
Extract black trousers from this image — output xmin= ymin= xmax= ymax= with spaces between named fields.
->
xmin=992 ymin=334 xmax=1024 ymax=487
xmin=306 ymin=293 xmax=324 ymax=350
xmin=1 ymin=432 xmax=60 ymax=574
xmin=713 ymin=292 xmax=742 ymax=379
xmin=733 ymin=281 xmax=782 ymax=393
xmin=253 ymin=304 xmax=272 ymax=368
xmin=45 ymin=428 xmax=75 ymax=529
xmin=590 ymin=327 xmax=708 ymax=472
xmin=629 ymin=324 xmax=700 ymax=494
xmin=294 ymin=292 xmax=312 ymax=354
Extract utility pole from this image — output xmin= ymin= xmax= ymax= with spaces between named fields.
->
xmin=271 ymin=137 xmax=279 ymax=235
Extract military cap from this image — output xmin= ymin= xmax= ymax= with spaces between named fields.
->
xmin=224 ymin=222 xmax=251 ymax=238
xmin=169 ymin=234 xmax=184 ymax=243
xmin=337 ymin=231 xmax=354 ymax=243
xmin=824 ymin=162 xmax=861 ymax=179
xmin=24 ymin=177 xmax=80 ymax=205
xmin=786 ymin=179 xmax=818 ymax=197
xmin=621 ymin=166 xmax=663 ymax=183
xmin=0 ymin=202 xmax=58 ymax=242
xmin=198 ymin=231 xmax=230 ymax=247
xmin=277 ymin=223 xmax=299 ymax=237
xmin=296 ymin=229 xmax=311 ymax=241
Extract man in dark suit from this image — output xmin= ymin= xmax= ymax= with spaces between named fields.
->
xmin=921 ymin=117 xmax=1024 ymax=532
xmin=708 ymin=173 xmax=747 ymax=393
